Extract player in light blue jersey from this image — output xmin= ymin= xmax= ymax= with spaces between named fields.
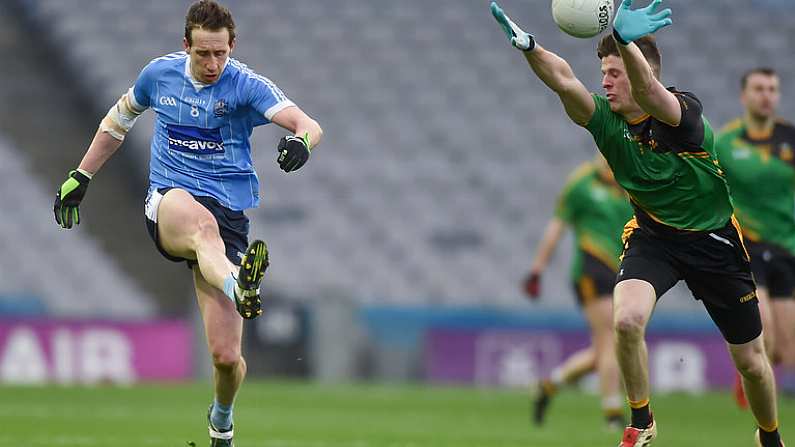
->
xmin=53 ymin=1 xmax=323 ymax=445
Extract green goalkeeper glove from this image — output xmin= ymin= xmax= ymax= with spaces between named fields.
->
xmin=54 ymin=169 xmax=91 ymax=229
xmin=490 ymin=2 xmax=535 ymax=51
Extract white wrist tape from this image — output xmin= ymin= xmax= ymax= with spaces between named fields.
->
xmin=76 ymin=168 xmax=94 ymax=179
xmin=99 ymin=88 xmax=146 ymax=141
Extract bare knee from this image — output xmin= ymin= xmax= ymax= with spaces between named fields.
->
xmin=614 ymin=311 xmax=647 ymax=341
xmin=211 ymin=346 xmax=242 ymax=372
xmin=734 ymin=350 xmax=770 ymax=382
xmin=612 ymin=280 xmax=655 ymax=343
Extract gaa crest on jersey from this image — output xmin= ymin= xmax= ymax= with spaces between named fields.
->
xmin=214 ymin=99 xmax=227 ymax=117
xmin=166 ymin=124 xmax=225 ymax=155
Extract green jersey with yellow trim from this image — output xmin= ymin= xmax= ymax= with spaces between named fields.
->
xmin=716 ymin=118 xmax=795 ymax=254
xmin=586 ymin=90 xmax=733 ymax=231
xmin=555 ymin=162 xmax=634 ymax=281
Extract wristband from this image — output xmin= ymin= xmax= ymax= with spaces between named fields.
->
xmin=612 ymin=28 xmax=630 ymax=46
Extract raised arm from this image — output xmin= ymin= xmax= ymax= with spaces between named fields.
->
xmin=522 ymin=46 xmax=596 ymax=127
xmin=612 ymin=0 xmax=680 ymax=125
xmin=490 ymin=2 xmax=595 ymax=127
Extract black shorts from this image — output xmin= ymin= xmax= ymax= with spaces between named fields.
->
xmin=144 ymin=187 xmax=249 ymax=268
xmin=747 ymin=240 xmax=795 ymax=299
xmin=617 ymin=215 xmax=761 ymax=345
xmin=573 ymin=252 xmax=616 ymax=306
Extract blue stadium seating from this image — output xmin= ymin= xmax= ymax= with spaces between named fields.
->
xmin=0 ymin=136 xmax=156 ymax=317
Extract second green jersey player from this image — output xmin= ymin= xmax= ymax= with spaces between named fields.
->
xmin=491 ymin=1 xmax=783 ymax=445
xmin=526 ymin=156 xmax=632 ymax=430
xmin=718 ymin=118 xmax=795 ymax=251
xmin=555 ymin=161 xmax=633 ymax=287
xmin=717 ymin=67 xmax=795 ymax=400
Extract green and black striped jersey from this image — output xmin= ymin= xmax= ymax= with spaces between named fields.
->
xmin=555 ymin=162 xmax=633 ymax=280
xmin=716 ymin=118 xmax=795 ymax=254
xmin=586 ymin=89 xmax=733 ymax=232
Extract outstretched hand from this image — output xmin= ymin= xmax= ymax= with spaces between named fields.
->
xmin=613 ymin=0 xmax=672 ymax=44
xmin=490 ymin=2 xmax=535 ymax=51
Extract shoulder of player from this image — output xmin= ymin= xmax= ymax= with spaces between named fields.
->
xmin=716 ymin=117 xmax=744 ymax=138
xmin=774 ymin=118 xmax=795 ymax=136
xmin=225 ymin=58 xmax=290 ymax=106
xmin=664 ymin=86 xmax=694 ymax=96
xmin=665 ymin=87 xmax=703 ymax=108
xmin=563 ymin=162 xmax=596 ymax=190
xmin=142 ymin=51 xmax=188 ymax=73
xmin=226 ymin=57 xmax=269 ymax=83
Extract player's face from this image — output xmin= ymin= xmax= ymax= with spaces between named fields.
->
xmin=741 ymin=74 xmax=780 ymax=120
xmin=600 ymin=56 xmax=636 ymax=115
xmin=183 ymin=27 xmax=235 ymax=84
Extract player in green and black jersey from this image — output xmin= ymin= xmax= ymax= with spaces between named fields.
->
xmin=525 ymin=156 xmax=632 ymax=430
xmin=491 ymin=1 xmax=783 ymax=446
xmin=717 ymin=67 xmax=795 ymax=401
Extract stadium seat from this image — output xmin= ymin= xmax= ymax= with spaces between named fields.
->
xmin=19 ymin=0 xmax=795 ymax=308
xmin=0 ymin=136 xmax=156 ymax=318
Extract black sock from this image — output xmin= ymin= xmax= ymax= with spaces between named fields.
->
xmin=759 ymin=427 xmax=782 ymax=447
xmin=630 ymin=405 xmax=652 ymax=429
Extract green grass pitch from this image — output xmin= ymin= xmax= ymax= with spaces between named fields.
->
xmin=2 ymin=380 xmax=792 ymax=446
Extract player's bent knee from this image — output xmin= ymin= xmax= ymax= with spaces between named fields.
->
xmin=614 ymin=311 xmax=646 ymax=339
xmin=732 ymin=343 xmax=770 ymax=381
xmin=193 ymin=214 xmax=222 ymax=246
xmin=735 ymin=356 xmax=769 ymax=382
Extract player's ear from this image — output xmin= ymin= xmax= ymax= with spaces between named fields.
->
xmin=183 ymin=37 xmax=190 ymax=53
xmin=229 ymin=38 xmax=236 ymax=53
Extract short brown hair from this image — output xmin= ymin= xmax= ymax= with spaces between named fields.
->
xmin=597 ymin=35 xmax=661 ymax=78
xmin=741 ymin=67 xmax=777 ymax=90
xmin=184 ymin=0 xmax=236 ymax=46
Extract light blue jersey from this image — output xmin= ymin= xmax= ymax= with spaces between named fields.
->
xmin=132 ymin=51 xmax=294 ymax=210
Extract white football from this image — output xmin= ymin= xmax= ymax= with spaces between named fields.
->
xmin=551 ymin=0 xmax=614 ymax=38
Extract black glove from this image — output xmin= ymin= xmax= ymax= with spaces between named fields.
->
xmin=54 ymin=170 xmax=91 ymax=229
xmin=277 ymin=135 xmax=311 ymax=173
